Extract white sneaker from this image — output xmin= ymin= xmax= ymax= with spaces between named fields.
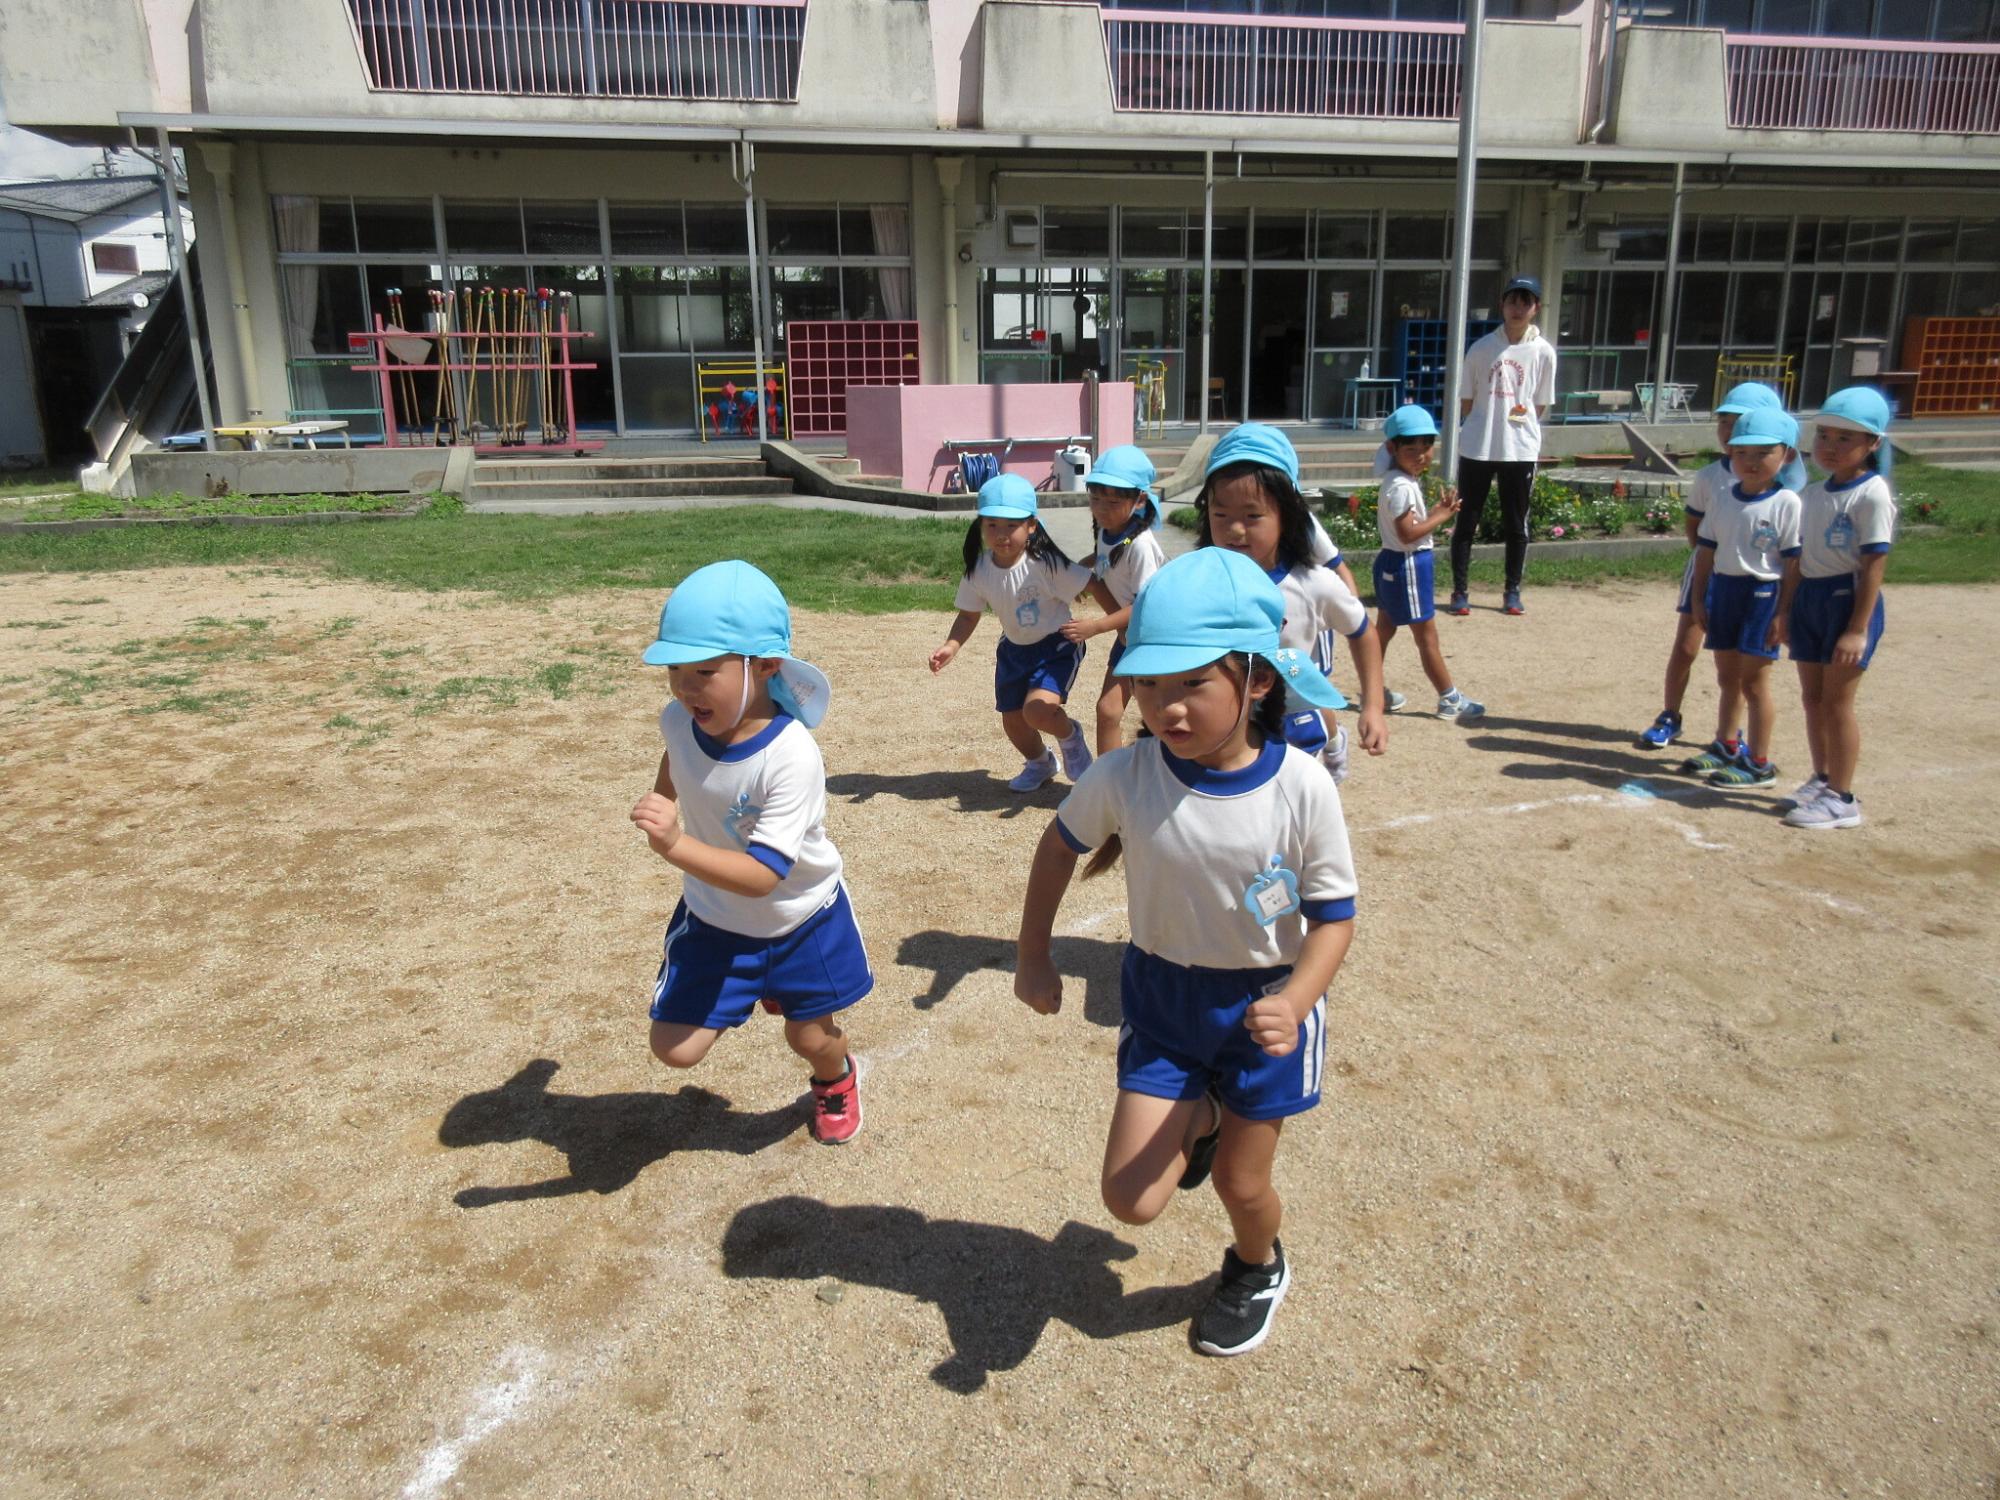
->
xmin=1437 ymin=690 xmax=1485 ymax=721
xmin=1781 ymin=774 xmax=1828 ymax=810
xmin=1320 ymin=726 xmax=1351 ymax=784
xmin=1784 ymin=790 xmax=1863 ymax=829
xmin=1383 ymin=689 xmax=1408 ymax=713
xmin=1008 ymin=753 xmax=1058 ymax=793
xmin=1057 ymin=727 xmax=1093 ymax=781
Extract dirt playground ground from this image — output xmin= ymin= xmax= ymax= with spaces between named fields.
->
xmin=0 ymin=564 xmax=1995 ymax=1498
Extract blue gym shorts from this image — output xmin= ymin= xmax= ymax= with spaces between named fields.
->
xmin=650 ymin=883 xmax=873 ymax=1030
xmin=1703 ymin=572 xmax=1782 ymax=659
xmin=1280 ymin=708 xmax=1329 ymax=754
xmin=1789 ymin=575 xmax=1885 ymax=668
xmin=1675 ymin=551 xmax=1699 ymax=615
xmin=994 ymin=634 xmax=1084 ymax=713
xmin=1116 ymin=945 xmax=1329 ymax=1122
xmin=1373 ymin=547 xmax=1435 ymax=627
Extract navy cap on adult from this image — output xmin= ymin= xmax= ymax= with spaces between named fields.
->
xmin=1502 ymin=275 xmax=1543 ymax=303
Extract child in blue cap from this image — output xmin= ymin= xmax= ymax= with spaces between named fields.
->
xmin=1015 ymin=547 xmax=1360 ymax=1359
xmin=1197 ymin=423 xmax=1387 ymax=783
xmin=1370 ymin=405 xmax=1486 ymax=720
xmin=1059 ymin=444 xmax=1169 ymax=753
xmin=1637 ymin=381 xmax=1792 ymax=750
xmin=1782 ymin=386 xmax=1897 ymax=829
xmin=930 ymin=473 xmax=1096 ymax=792
xmin=632 ymin=560 xmax=871 ymax=1144
xmin=1681 ymin=406 xmax=1804 ymax=790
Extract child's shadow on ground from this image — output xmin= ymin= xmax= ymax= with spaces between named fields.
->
xmin=1462 ymin=732 xmax=1769 ymax=816
xmin=721 ymin=1196 xmax=1209 ymax=1393
xmin=1461 ymin=714 xmax=1654 ymax=747
xmin=827 ymin=769 xmax=1056 ymax=819
xmin=897 ymin=929 xmax=1124 ymax=1027
xmin=439 ymin=1059 xmax=800 ymax=1208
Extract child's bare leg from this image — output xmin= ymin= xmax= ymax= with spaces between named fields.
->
xmin=1664 ymin=613 xmax=1704 ymax=716
xmin=1101 ymin=1090 xmax=1213 ymax=1227
xmin=784 ymin=1013 xmax=850 ymax=1080
xmin=650 ymin=1021 xmax=721 ymax=1070
xmin=1820 ymin=661 xmax=1867 ymax=789
xmin=1410 ymin=619 xmax=1455 ymax=696
xmin=1712 ymin=651 xmax=1744 ymax=744
xmin=1094 ymin=674 xmax=1130 ymax=754
xmin=999 ymin=708 xmax=1047 ymax=760
xmin=1374 ymin=618 xmax=1398 ymax=660
xmin=1020 ymin=690 xmax=1077 ymax=743
xmin=1740 ymin=657 xmax=1776 ymax=762
xmin=1211 ymin=1112 xmax=1285 ymax=1265
xmin=1796 ymin=662 xmax=1827 ymax=777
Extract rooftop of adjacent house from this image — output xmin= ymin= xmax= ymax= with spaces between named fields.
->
xmin=85 ymin=271 xmax=175 ymax=308
xmin=0 ymin=176 xmax=173 ymax=224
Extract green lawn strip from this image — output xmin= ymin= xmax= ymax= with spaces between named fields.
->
xmin=0 ymin=467 xmax=81 ymax=501
xmin=0 ymin=505 xmax=970 ymax=611
xmin=10 ymin=490 xmax=418 ymax=521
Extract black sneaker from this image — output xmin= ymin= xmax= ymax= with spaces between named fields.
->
xmin=1177 ymin=1090 xmax=1222 ymax=1191
xmin=1193 ymin=1240 xmax=1290 ymax=1357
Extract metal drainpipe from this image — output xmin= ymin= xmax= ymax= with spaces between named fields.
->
xmin=937 ymin=156 xmax=964 ymax=384
xmin=1650 ymin=160 xmax=1687 ymax=425
xmin=154 ymin=129 xmax=217 ymax=452
xmin=1198 ymin=149 xmax=1214 ymax=436
xmin=736 ymin=139 xmax=768 ymax=443
xmin=1586 ymin=0 xmax=1620 ymax=148
xmin=1442 ymin=0 xmax=1486 ymax=482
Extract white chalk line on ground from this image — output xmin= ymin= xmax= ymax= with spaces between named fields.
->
xmin=403 ymin=1345 xmax=551 ymax=1500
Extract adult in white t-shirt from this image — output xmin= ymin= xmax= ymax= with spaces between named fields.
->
xmin=1449 ymin=274 xmax=1557 ymax=619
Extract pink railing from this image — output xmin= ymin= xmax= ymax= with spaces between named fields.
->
xmin=1099 ymin=9 xmax=1462 ymax=119
xmin=1726 ymin=34 xmax=2000 ymax=135
xmin=344 ymin=0 xmax=807 ymax=101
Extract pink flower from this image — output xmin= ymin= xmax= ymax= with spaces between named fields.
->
xmin=1550 ymin=525 xmax=1566 ymax=538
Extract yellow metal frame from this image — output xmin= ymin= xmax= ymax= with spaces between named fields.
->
xmin=1128 ymin=357 xmax=1169 ymax=439
xmin=695 ymin=361 xmax=790 ymax=442
xmin=1714 ymin=352 xmax=1797 ymax=409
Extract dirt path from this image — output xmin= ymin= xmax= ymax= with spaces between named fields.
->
xmin=1 ymin=568 xmax=1995 ymax=1498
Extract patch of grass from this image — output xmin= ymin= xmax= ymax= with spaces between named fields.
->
xmin=45 ymin=668 xmax=110 ymax=705
xmin=322 ymin=616 xmax=359 ymax=636
xmin=132 ymin=670 xmax=203 ymax=689
xmin=325 ymin=713 xmax=363 ymax=730
xmin=535 ymin=662 xmax=578 ymax=698
xmin=13 ymin=490 xmax=419 ymax=522
xmin=135 ymin=689 xmax=251 ymax=716
xmin=54 ymin=595 xmax=108 ymax=606
xmin=2 ymin=618 xmax=67 ymax=630
xmin=0 ymin=466 xmax=80 ymax=500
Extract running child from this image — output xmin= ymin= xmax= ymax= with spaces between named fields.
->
xmin=631 ymin=560 xmax=871 ymax=1145
xmin=930 ymin=473 xmax=1096 ymax=792
xmin=1368 ymin=406 xmax=1487 ymax=721
xmin=1060 ymin=444 xmax=1169 ymax=753
xmin=1681 ymin=406 xmax=1804 ymax=789
xmin=1783 ymin=386 xmax=1896 ymax=830
xmin=1637 ymin=381 xmax=1793 ymax=748
xmin=1014 ymin=546 xmax=1358 ymax=1358
xmin=1196 ymin=423 xmax=1387 ymax=782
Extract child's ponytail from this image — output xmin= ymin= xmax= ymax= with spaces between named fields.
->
xmin=961 ymin=518 xmax=983 ymax=577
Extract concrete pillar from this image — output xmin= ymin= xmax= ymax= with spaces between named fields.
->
xmin=936 ymin=155 xmax=966 ymax=384
xmin=195 ymin=139 xmax=265 ymax=418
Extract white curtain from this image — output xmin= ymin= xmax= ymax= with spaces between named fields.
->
xmin=272 ymin=195 xmax=321 ymax=353
xmin=870 ymin=204 xmax=912 ymax=320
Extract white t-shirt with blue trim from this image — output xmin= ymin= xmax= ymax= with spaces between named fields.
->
xmin=1095 ymin=524 xmax=1167 ymax=609
xmin=1683 ymin=459 xmax=1732 ymax=523
xmin=955 ymin=551 xmax=1095 ymax=645
xmin=1697 ymin=483 xmax=1802 ymax=580
xmin=1376 ymin=471 xmax=1432 ymax=555
xmin=1055 ymin=737 xmax=1357 ymax=971
xmin=659 ymin=704 xmax=843 ymax=940
xmin=1275 ymin=562 xmax=1369 ymax=649
xmin=1797 ymin=472 xmax=1896 ymax=580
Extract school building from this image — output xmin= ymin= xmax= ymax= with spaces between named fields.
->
xmin=3 ymin=0 xmax=1997 ymax=445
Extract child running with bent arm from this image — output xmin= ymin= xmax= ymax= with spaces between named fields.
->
xmin=1060 ymin=445 xmax=1168 ymax=753
xmin=1783 ymin=386 xmax=1897 ymax=830
xmin=1015 ymin=547 xmax=1358 ymax=1358
xmin=1198 ymin=424 xmax=1387 ymax=783
xmin=1681 ymin=406 xmax=1804 ymax=790
xmin=1369 ymin=405 xmax=1486 ymax=721
xmin=1637 ymin=381 xmax=1792 ymax=749
xmin=930 ymin=473 xmax=1096 ymax=793
xmin=631 ymin=560 xmax=871 ymax=1144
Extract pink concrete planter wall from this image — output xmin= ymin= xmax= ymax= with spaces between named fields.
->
xmin=847 ymin=383 xmax=1136 ymax=493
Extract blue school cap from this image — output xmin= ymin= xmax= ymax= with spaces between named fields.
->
xmin=1205 ymin=423 xmax=1300 ymax=484
xmin=976 ymin=472 xmax=1039 ymax=520
xmin=1715 ymin=381 xmax=1782 ymax=417
xmin=1113 ymin=549 xmax=1346 ymax=710
xmin=1723 ymin=406 xmax=1799 ymax=450
xmin=1081 ymin=444 xmax=1161 ymax=508
xmin=1816 ymin=386 xmax=1891 ymax=436
xmin=1382 ymin=405 xmax=1440 ymax=440
xmin=642 ymin=559 xmax=832 ymax=728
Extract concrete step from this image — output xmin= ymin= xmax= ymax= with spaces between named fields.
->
xmin=474 ymin=457 xmax=769 ymax=483
xmin=469 ymin=493 xmax=806 ymax=515
xmin=1894 ymin=443 xmax=2000 ymax=461
xmin=471 ymin=475 xmax=798 ymax=500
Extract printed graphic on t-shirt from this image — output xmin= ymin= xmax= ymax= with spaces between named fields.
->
xmin=1487 ymin=357 xmax=1531 ymax=418
xmin=723 ymin=791 xmax=760 ymax=847
xmin=1750 ymin=518 xmax=1780 ymax=553
xmin=1825 ymin=513 xmax=1855 ymax=553
xmin=1015 ymin=598 xmax=1042 ymax=630
xmin=1243 ymin=855 xmax=1302 ymax=927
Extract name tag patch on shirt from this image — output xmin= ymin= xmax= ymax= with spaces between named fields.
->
xmin=1244 ymin=855 xmax=1301 ymax=926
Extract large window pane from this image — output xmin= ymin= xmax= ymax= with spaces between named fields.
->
xmin=685 ymin=204 xmax=749 ymax=257
xmin=1835 ymin=271 xmax=1894 ymax=338
xmin=1954 ymin=270 xmax=2000 ymax=316
xmin=1606 ymin=270 xmax=1659 ymax=344
xmin=524 ymin=202 xmax=601 ymax=257
xmin=982 ymin=268 xmax=1040 ymax=347
xmin=1312 ymin=268 xmax=1372 ymax=346
xmin=444 ymin=202 xmax=523 ymax=256
xmin=1384 ymin=213 xmax=1446 ymax=260
xmin=538 ymin=263 xmax=613 ymax=429
xmin=1846 ymin=219 xmax=1900 ymax=263
xmin=289 ymin=197 xmax=356 ymax=254
xmin=1123 ymin=212 xmax=1186 ymax=261
xmin=1691 ymin=215 xmax=1733 ymax=262
xmin=1255 ymin=212 xmax=1309 ymax=262
xmin=1122 ymin=267 xmax=1185 ymax=352
xmin=840 ymin=267 xmax=889 ymax=322
xmin=1614 ymin=220 xmax=1669 ymax=263
xmin=1905 ymin=220 xmax=1957 ymax=261
xmin=1208 ymin=212 xmax=1248 ymax=261
xmin=685 ymin=265 xmax=754 ymax=348
xmin=615 ymin=267 xmax=691 ymax=352
xmin=1043 ymin=208 xmax=1110 ymax=259
xmin=765 ymin=206 xmax=840 ymax=257
xmin=609 ymin=205 xmax=685 ymax=258
xmin=768 ymin=265 xmax=843 ymax=346
xmin=1734 ymin=218 xmax=1790 ymax=262
xmin=1678 ymin=270 xmax=1729 ymax=345
xmin=1315 ymin=213 xmax=1374 ymax=260
xmin=1932 ymin=0 xmax=1997 ymax=41
xmin=1382 ymin=268 xmax=1444 ymax=323
xmin=354 ymin=200 xmax=437 ymax=255
xmin=1959 ymin=218 xmax=2000 ymax=261
xmin=620 ymin=358 xmax=695 ymax=431
xmin=1559 ymin=270 xmax=1604 ymax=346
xmin=1803 ymin=217 xmax=1846 ymax=263
xmin=1730 ymin=272 xmax=1784 ymax=345
xmin=280 ymin=264 xmax=365 ymax=356
xmin=1901 ymin=271 xmax=1953 ymax=324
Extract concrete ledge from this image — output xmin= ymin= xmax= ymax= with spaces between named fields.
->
xmin=0 ymin=501 xmax=433 ymax=536
xmin=128 ymin=448 xmax=459 ymax=499
xmin=762 ymin=441 xmax=1099 ymax=512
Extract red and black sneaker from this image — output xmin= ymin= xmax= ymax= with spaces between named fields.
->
xmin=809 ymin=1058 xmax=862 ymax=1145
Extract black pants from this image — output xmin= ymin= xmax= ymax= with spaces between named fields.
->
xmin=1451 ymin=457 xmax=1534 ymax=595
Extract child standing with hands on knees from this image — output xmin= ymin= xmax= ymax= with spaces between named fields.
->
xmin=1783 ymin=387 xmax=1897 ymax=829
xmin=931 ymin=473 xmax=1096 ymax=792
xmin=1369 ymin=406 xmax=1486 ymax=721
xmin=1059 ymin=445 xmax=1168 ymax=753
xmin=1198 ymin=424 xmax=1387 ymax=782
xmin=1015 ymin=547 xmax=1359 ymax=1358
xmin=1682 ymin=406 xmax=1804 ymax=789
xmin=632 ymin=560 xmax=871 ymax=1145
